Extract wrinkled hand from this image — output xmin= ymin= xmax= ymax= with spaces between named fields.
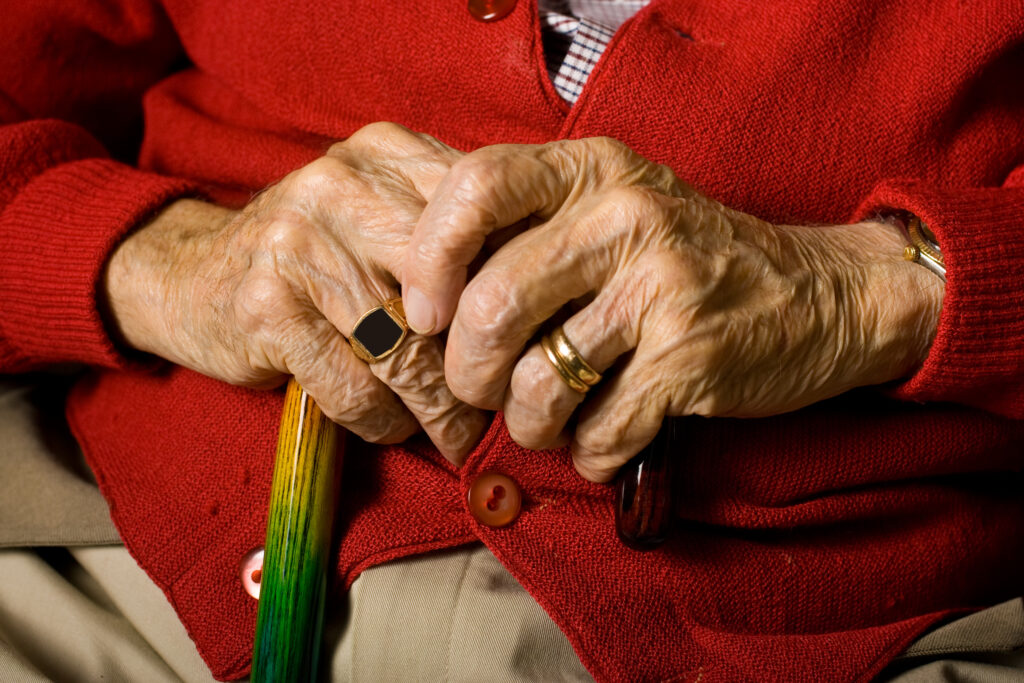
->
xmin=105 ymin=122 xmax=487 ymax=461
xmin=402 ymin=137 xmax=943 ymax=481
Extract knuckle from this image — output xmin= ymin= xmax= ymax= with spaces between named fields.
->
xmin=374 ymin=335 xmax=443 ymax=396
xmin=589 ymin=135 xmax=632 ymax=161
xmin=446 ymin=154 xmax=500 ymax=209
xmin=287 ymin=157 xmax=353 ymax=198
xmin=689 ymin=396 xmax=722 ymax=418
xmin=338 ymin=123 xmax=453 ymax=168
xmin=443 ymin=337 xmax=509 ymax=410
xmin=599 ymin=187 xmax=679 ymax=248
xmin=584 ymin=136 xmax=640 ymax=176
xmin=411 ymin=149 xmax=515 ymax=261
xmin=336 ymin=122 xmax=422 ymax=164
xmin=603 ymin=185 xmax=667 ymax=220
xmin=416 ymin=131 xmax=458 ymax=159
xmin=425 ymin=405 xmax=480 ymax=450
xmin=409 ymin=217 xmax=482 ymax=274
xmin=322 ymin=376 xmax=416 ymax=444
xmin=257 ymin=211 xmax=310 ymax=251
xmin=458 ymin=272 xmax=524 ymax=348
xmin=636 ymin=253 xmax=687 ymax=300
xmin=443 ymin=349 xmax=504 ymax=409
xmin=652 ymin=163 xmax=683 ymax=195
xmin=232 ymin=274 xmax=293 ymax=336
xmin=444 ymin=346 xmax=507 ymax=410
xmin=349 ymin=121 xmax=407 ymax=145
xmin=509 ymin=354 xmax=579 ymax=420
xmin=571 ymin=443 xmax=623 ymax=483
xmin=325 ymin=140 xmax=349 ymax=157
xmin=322 ymin=374 xmax=386 ymax=425
xmin=371 ymin=336 xmax=491 ymax=429
xmin=574 ymin=426 xmax=614 ymax=458
xmin=275 ymin=323 xmax=336 ymax=379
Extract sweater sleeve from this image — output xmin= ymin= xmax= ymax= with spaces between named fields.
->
xmin=0 ymin=1 xmax=197 ymax=373
xmin=853 ymin=171 xmax=1024 ymax=419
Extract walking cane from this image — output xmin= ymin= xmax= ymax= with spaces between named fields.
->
xmin=248 ymin=379 xmax=670 ymax=680
xmin=251 ymin=378 xmax=339 ymax=681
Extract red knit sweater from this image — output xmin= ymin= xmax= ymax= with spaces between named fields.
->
xmin=2 ymin=1 xmax=1024 ymax=681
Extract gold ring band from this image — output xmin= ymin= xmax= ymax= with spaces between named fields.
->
xmin=542 ymin=335 xmax=588 ymax=393
xmin=549 ymin=326 xmax=602 ymax=387
xmin=540 ymin=325 xmax=602 ymax=394
xmin=349 ymin=297 xmax=409 ymax=363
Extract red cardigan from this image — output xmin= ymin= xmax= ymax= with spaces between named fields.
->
xmin=2 ymin=1 xmax=1024 ymax=680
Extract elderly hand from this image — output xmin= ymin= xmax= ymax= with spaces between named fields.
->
xmin=402 ymin=137 xmax=944 ymax=481
xmin=105 ymin=122 xmax=487 ymax=461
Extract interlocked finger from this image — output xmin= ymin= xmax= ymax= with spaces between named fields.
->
xmin=571 ymin=353 xmax=670 ymax=483
xmin=327 ymin=121 xmax=464 ymax=202
xmin=444 ymin=193 xmax=633 ymax=409
xmin=282 ymin=315 xmax=419 ymax=446
xmin=540 ymin=326 xmax=603 ymax=393
xmin=312 ymin=276 xmax=487 ymax=463
xmin=502 ymin=288 xmax=639 ymax=451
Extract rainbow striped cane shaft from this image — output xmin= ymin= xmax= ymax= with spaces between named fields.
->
xmin=252 ymin=378 xmax=339 ymax=681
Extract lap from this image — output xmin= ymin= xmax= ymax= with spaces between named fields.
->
xmin=1 ymin=376 xmax=1020 ymax=682
xmin=0 ymin=544 xmax=590 ymax=682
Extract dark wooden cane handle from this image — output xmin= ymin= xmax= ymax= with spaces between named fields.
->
xmin=615 ymin=419 xmax=678 ymax=549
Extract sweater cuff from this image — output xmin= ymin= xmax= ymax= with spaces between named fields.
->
xmin=853 ymin=179 xmax=1024 ymax=418
xmin=0 ymin=159 xmax=196 ymax=370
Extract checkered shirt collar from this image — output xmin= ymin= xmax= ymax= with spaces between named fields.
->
xmin=538 ymin=0 xmax=652 ymax=104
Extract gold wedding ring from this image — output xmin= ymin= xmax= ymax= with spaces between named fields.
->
xmin=541 ymin=326 xmax=602 ymax=394
xmin=349 ymin=298 xmax=409 ymax=363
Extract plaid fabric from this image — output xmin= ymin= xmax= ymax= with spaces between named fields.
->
xmin=538 ymin=0 xmax=651 ymax=103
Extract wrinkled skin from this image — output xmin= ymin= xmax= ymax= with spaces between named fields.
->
xmin=106 ymin=126 xmax=942 ymax=480
xmin=105 ymin=122 xmax=487 ymax=460
xmin=402 ymin=137 xmax=944 ymax=482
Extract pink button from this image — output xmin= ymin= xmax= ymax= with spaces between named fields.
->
xmin=240 ymin=547 xmax=264 ymax=600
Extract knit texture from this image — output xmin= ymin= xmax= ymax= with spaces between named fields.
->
xmin=0 ymin=149 xmax=195 ymax=370
xmin=3 ymin=1 xmax=1024 ymax=681
xmin=855 ymin=181 xmax=1024 ymax=417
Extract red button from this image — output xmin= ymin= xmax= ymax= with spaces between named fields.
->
xmin=468 ymin=0 xmax=516 ymax=22
xmin=240 ymin=547 xmax=264 ymax=600
xmin=468 ymin=472 xmax=522 ymax=527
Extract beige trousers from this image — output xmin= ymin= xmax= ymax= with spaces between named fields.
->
xmin=0 ymin=545 xmax=595 ymax=682
xmin=1 ymin=377 xmax=1022 ymax=682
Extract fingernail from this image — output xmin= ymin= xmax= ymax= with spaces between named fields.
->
xmin=404 ymin=286 xmax=437 ymax=335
